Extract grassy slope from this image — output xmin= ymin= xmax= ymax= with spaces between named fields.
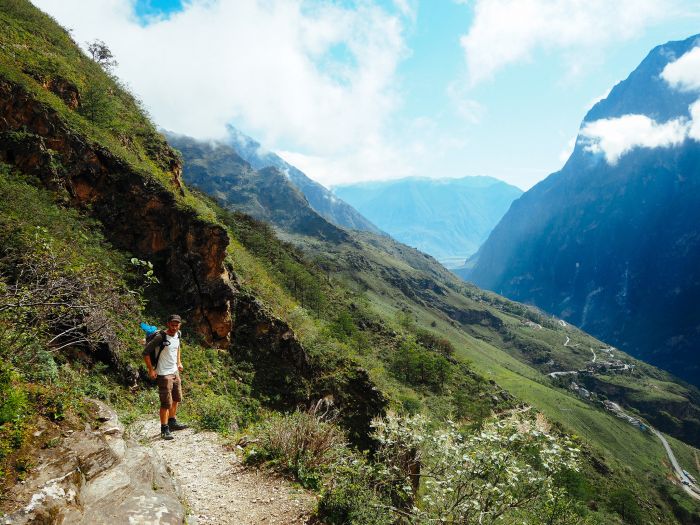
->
xmin=292 ymin=230 xmax=700 ymax=520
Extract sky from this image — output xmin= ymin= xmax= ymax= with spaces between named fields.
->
xmin=31 ymin=0 xmax=700 ymax=190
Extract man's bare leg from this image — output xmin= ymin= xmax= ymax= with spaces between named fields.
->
xmin=160 ymin=407 xmax=170 ymax=425
xmin=168 ymin=401 xmax=179 ymax=421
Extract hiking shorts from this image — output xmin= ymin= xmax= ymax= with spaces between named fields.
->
xmin=157 ymin=374 xmax=182 ymax=409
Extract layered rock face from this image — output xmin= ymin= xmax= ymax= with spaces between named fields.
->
xmin=0 ymin=76 xmax=387 ymax=440
xmin=0 ymin=79 xmax=234 ymax=345
xmin=4 ymin=401 xmax=184 ymax=524
xmin=467 ymin=34 xmax=700 ymax=385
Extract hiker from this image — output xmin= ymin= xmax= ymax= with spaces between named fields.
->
xmin=143 ymin=314 xmax=188 ymax=440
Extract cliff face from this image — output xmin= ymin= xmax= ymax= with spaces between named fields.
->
xmin=0 ymin=75 xmax=387 ymax=439
xmin=0 ymin=79 xmax=234 ymax=344
xmin=467 ymin=34 xmax=700 ymax=385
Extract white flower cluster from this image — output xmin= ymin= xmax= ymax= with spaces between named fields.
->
xmin=372 ymin=412 xmax=581 ymax=524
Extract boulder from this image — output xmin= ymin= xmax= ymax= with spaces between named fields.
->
xmin=3 ymin=400 xmax=184 ymax=525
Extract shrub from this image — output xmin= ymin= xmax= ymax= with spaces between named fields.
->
xmin=317 ymin=454 xmax=394 ymax=525
xmin=371 ymin=412 xmax=583 ymax=525
xmin=390 ymin=340 xmax=452 ymax=392
xmin=0 ymin=366 xmax=27 ymax=426
xmin=415 ymin=329 xmax=455 ymax=357
xmin=398 ymin=393 xmax=422 ymax=415
xmin=244 ymin=408 xmax=346 ymax=489
xmin=188 ymin=393 xmax=240 ymax=433
xmin=608 ymin=488 xmax=643 ymax=524
xmin=326 ymin=311 xmax=357 ymax=342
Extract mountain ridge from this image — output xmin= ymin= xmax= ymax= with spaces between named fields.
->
xmin=465 ymin=33 xmax=700 ymax=387
xmin=225 ymin=124 xmax=383 ymax=234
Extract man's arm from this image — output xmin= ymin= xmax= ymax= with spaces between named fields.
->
xmin=143 ymin=354 xmax=157 ymax=379
xmin=177 ymin=338 xmax=183 ymax=372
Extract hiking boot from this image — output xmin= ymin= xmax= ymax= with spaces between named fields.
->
xmin=161 ymin=425 xmax=174 ymax=440
xmin=168 ymin=418 xmax=188 ymax=431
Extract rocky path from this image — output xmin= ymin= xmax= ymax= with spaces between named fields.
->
xmin=132 ymin=420 xmax=316 ymax=525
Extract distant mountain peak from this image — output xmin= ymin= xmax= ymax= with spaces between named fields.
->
xmin=573 ymin=34 xmax=700 ymax=168
xmin=222 ymin=124 xmax=381 ymax=234
xmin=467 ymin=33 xmax=700 ymax=387
xmin=334 ymin=176 xmax=522 ymax=267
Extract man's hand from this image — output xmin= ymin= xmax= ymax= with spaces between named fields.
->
xmin=149 ymin=369 xmax=157 ymax=380
xmin=178 ymin=363 xmax=184 ymax=372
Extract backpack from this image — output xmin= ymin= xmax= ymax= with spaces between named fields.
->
xmin=140 ymin=322 xmax=179 ymax=369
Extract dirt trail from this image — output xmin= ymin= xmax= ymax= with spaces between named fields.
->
xmin=132 ymin=420 xmax=316 ymax=525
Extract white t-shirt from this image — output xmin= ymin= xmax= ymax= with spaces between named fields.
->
xmin=156 ymin=332 xmax=180 ymax=376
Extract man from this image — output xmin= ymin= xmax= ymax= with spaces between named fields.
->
xmin=143 ymin=314 xmax=188 ymax=440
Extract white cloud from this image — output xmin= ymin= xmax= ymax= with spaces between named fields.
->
xmin=688 ymin=100 xmax=700 ymax=140
xmin=558 ymin=136 xmax=576 ymax=163
xmin=278 ymin=115 xmax=470 ymax=186
xmin=31 ymin=0 xmax=410 ymax=185
xmin=447 ymin=81 xmax=486 ymax=123
xmin=460 ymin=0 xmax=675 ymax=85
xmin=661 ymin=44 xmax=700 ymax=92
xmin=579 ymin=43 xmax=700 ymax=165
xmin=579 ymin=114 xmax=689 ymax=164
xmin=279 ymin=135 xmax=415 ymax=188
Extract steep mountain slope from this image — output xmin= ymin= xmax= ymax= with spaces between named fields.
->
xmin=165 ymin=132 xmax=347 ymax=242
xmin=0 ymin=0 xmax=387 ymax=492
xmin=466 ymin=34 xmax=700 ymax=387
xmin=226 ymin=125 xmax=382 ymax=234
xmin=333 ymin=176 xmax=522 ymax=267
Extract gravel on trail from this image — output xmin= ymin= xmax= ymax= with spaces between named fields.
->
xmin=133 ymin=420 xmax=317 ymax=525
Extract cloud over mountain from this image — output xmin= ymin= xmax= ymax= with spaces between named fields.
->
xmin=579 ymin=113 xmax=689 ymax=164
xmin=32 ymin=0 xmax=412 ymax=185
xmin=662 ymin=44 xmax=700 ymax=91
xmin=579 ymin=44 xmax=700 ymax=164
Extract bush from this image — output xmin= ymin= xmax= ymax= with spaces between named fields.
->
xmin=371 ymin=412 xmax=583 ymax=525
xmin=608 ymin=488 xmax=643 ymax=524
xmin=188 ymin=393 xmax=240 ymax=433
xmin=415 ymin=329 xmax=455 ymax=357
xmin=0 ymin=366 xmax=27 ymax=426
xmin=390 ymin=340 xmax=452 ymax=392
xmin=244 ymin=408 xmax=346 ymax=489
xmin=317 ymin=454 xmax=394 ymax=525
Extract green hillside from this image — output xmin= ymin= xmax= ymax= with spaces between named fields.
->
xmin=1 ymin=1 xmax=700 ymax=523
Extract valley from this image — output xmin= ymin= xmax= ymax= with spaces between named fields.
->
xmin=1 ymin=2 xmax=700 ymax=524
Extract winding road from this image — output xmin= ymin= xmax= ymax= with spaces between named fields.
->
xmin=551 ymin=324 xmax=700 ymax=500
xmin=652 ymin=429 xmax=700 ymax=501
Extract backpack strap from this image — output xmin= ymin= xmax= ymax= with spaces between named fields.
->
xmin=154 ymin=330 xmax=168 ymax=363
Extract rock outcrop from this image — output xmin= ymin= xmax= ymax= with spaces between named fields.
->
xmin=0 ymin=78 xmax=234 ymax=345
xmin=232 ymin=291 xmax=387 ymax=448
xmin=2 ymin=401 xmax=184 ymax=525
